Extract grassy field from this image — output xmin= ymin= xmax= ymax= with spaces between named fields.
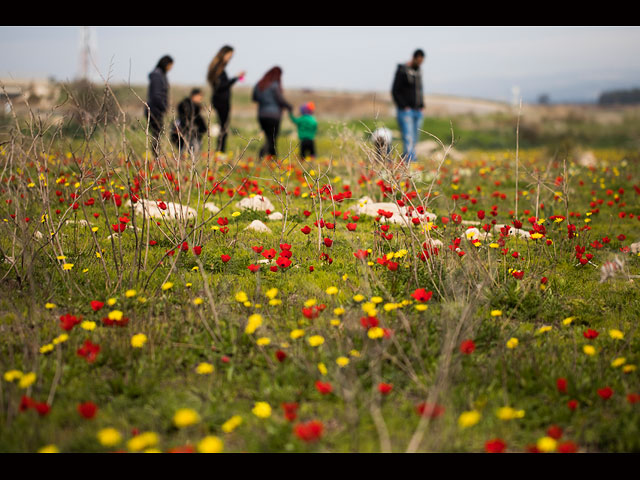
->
xmin=1 ymin=87 xmax=639 ymax=453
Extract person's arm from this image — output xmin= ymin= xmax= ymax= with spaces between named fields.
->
xmin=391 ymin=66 xmax=405 ymax=109
xmin=289 ymin=111 xmax=300 ymax=125
xmin=275 ymin=87 xmax=293 ymax=111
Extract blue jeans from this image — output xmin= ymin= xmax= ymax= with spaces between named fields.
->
xmin=397 ymin=108 xmax=423 ymax=162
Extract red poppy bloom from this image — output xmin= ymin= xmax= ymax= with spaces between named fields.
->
xmin=415 ymin=403 xmax=445 ymax=418
xmin=377 ymin=383 xmax=393 ymax=395
xmin=221 ymin=254 xmax=231 ymax=263
xmin=192 ymin=246 xmax=202 ymax=256
xmin=485 ymin=438 xmax=506 ymax=453
xmin=276 ymin=256 xmax=292 ymax=269
xmin=557 ymin=441 xmax=577 ymax=453
xmin=627 ymin=393 xmax=640 ymax=404
xmin=280 ymin=243 xmax=291 ymax=251
xmin=275 ymin=350 xmax=287 ymax=362
xmin=346 ymin=223 xmax=357 ymax=231
xmin=19 ymin=395 xmax=36 ymax=412
xmin=35 ymin=402 xmax=51 ymax=416
xmin=583 ymin=329 xmax=599 ymax=339
xmin=597 ymin=386 xmax=613 ymax=400
xmin=567 ymin=399 xmax=578 ymax=411
xmin=300 ymin=225 xmax=311 ymax=235
xmin=112 ymin=223 xmax=126 ymax=233
xmin=90 ymin=301 xmax=104 ymax=312
xmin=282 ymin=402 xmax=299 ymax=422
xmin=262 ymin=248 xmax=277 ymax=260
xmin=556 ymin=378 xmax=568 ymax=394
xmin=217 ymin=217 xmax=229 ymax=226
xmin=77 ymin=401 xmax=98 ymax=419
xmin=547 ymin=425 xmax=563 ymax=439
xmin=354 ymin=249 xmax=368 ymax=259
xmin=315 ymin=381 xmax=333 ymax=395
xmin=460 ymin=339 xmax=475 ymax=354
xmin=252 ymin=246 xmax=264 ymax=254
xmin=60 ymin=313 xmax=81 ymax=331
xmin=294 ymin=420 xmax=324 ymax=443
xmin=323 ymin=238 xmax=333 ymax=247
xmin=168 ymin=445 xmax=196 ymax=453
xmin=76 ymin=339 xmax=100 ymax=363
xmin=411 ymin=288 xmax=433 ymax=302
xmin=247 ymin=264 xmax=260 ymax=273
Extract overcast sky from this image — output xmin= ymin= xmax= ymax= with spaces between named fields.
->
xmin=2 ymin=26 xmax=640 ymax=103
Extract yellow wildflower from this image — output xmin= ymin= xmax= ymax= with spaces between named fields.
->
xmin=97 ymin=428 xmax=122 ymax=447
xmin=506 ymin=337 xmax=519 ymax=349
xmin=458 ymin=410 xmax=481 ymax=428
xmin=252 ymin=401 xmax=272 ymax=418
xmin=221 ymin=415 xmax=243 ymax=433
xmin=536 ymin=436 xmax=557 ymax=453
xmin=37 ymin=444 xmax=60 ymax=453
xmin=131 ymin=333 xmax=148 ymax=348
xmin=336 ymin=356 xmax=350 ymax=367
xmin=80 ymin=320 xmax=96 ymax=331
xmin=195 ymin=362 xmax=214 ymax=375
xmin=18 ymin=372 xmax=36 ymax=389
xmin=609 ymin=329 xmax=624 ymax=340
xmin=161 ymin=282 xmax=173 ymax=291
xmin=235 ymin=291 xmax=248 ymax=303
xmin=197 ymin=436 xmax=224 ymax=453
xmin=173 ymin=408 xmax=201 ymax=428
xmin=308 ymin=335 xmax=325 ymax=347
xmin=4 ymin=370 xmax=23 ymax=382
xmin=583 ymin=345 xmax=596 ymax=356
xmin=245 ymin=314 xmax=263 ymax=334
xmin=290 ymin=329 xmax=305 ymax=339
xmin=317 ymin=362 xmax=328 ymax=376
xmin=256 ymin=337 xmax=271 ymax=346
xmin=325 ymin=286 xmax=338 ymax=295
xmin=611 ymin=357 xmax=626 ymax=368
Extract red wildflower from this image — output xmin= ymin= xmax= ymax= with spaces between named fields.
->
xmin=300 ymin=225 xmax=311 ymax=235
xmin=262 ymin=248 xmax=277 ymax=260
xmin=34 ymin=402 xmax=51 ymax=416
xmin=583 ymin=329 xmax=599 ymax=339
xmin=60 ymin=313 xmax=81 ymax=331
xmin=597 ymin=386 xmax=613 ymax=400
xmin=485 ymin=438 xmax=506 ymax=453
xmin=460 ymin=339 xmax=475 ymax=354
xmin=247 ymin=264 xmax=260 ymax=273
xmin=346 ymin=223 xmax=357 ymax=231
xmin=567 ymin=399 xmax=579 ymax=411
xmin=281 ymin=402 xmax=299 ymax=422
xmin=546 ymin=425 xmax=563 ymax=439
xmin=627 ymin=393 xmax=640 ymax=404
xmin=77 ymin=401 xmax=98 ymax=419
xmin=112 ymin=223 xmax=126 ymax=233
xmin=276 ymin=256 xmax=292 ymax=269
xmin=557 ymin=442 xmax=577 ymax=453
xmin=221 ymin=254 xmax=231 ymax=263
xmin=556 ymin=378 xmax=568 ymax=394
xmin=294 ymin=420 xmax=324 ymax=443
xmin=377 ymin=383 xmax=393 ymax=395
xmin=323 ymin=238 xmax=333 ymax=248
xmin=415 ymin=403 xmax=445 ymax=418
xmin=192 ymin=246 xmax=202 ymax=256
xmin=315 ymin=381 xmax=333 ymax=395
xmin=353 ymin=249 xmax=368 ymax=259
xmin=411 ymin=288 xmax=433 ymax=302
xmin=90 ymin=301 xmax=104 ymax=312
xmin=76 ymin=339 xmax=100 ymax=363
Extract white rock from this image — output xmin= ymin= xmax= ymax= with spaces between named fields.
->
xmin=353 ymin=196 xmax=437 ymax=226
xmin=493 ymin=224 xmax=531 ymax=239
xmin=267 ymin=211 xmax=284 ymax=221
xmin=66 ymin=219 xmax=91 ymax=227
xmin=204 ymin=203 xmax=220 ymax=215
xmin=127 ymin=199 xmax=197 ymax=221
xmin=244 ymin=220 xmax=272 ymax=234
xmin=464 ymin=227 xmax=492 ymax=242
xmin=630 ymin=241 xmax=640 ymax=254
xmin=236 ymin=195 xmax=275 ymax=212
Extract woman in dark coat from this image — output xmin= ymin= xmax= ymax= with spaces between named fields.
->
xmin=146 ymin=55 xmax=173 ymax=155
xmin=252 ymin=66 xmax=292 ymax=160
xmin=207 ymin=45 xmax=245 ymax=154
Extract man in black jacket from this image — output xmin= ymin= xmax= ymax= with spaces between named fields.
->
xmin=391 ymin=49 xmax=425 ymax=163
xmin=171 ymin=89 xmax=208 ymax=156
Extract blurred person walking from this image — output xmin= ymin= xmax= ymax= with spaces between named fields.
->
xmin=207 ymin=45 xmax=245 ymax=154
xmin=252 ymin=66 xmax=292 ymax=160
xmin=146 ymin=55 xmax=174 ymax=156
xmin=391 ymin=49 xmax=425 ymax=163
xmin=171 ymin=88 xmax=207 ymax=156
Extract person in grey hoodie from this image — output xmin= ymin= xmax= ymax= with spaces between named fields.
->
xmin=252 ymin=66 xmax=292 ymax=160
xmin=146 ymin=55 xmax=173 ymax=155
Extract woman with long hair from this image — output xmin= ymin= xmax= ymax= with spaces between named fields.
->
xmin=146 ymin=54 xmax=173 ymax=156
xmin=207 ymin=45 xmax=245 ymax=154
xmin=252 ymin=66 xmax=292 ymax=160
